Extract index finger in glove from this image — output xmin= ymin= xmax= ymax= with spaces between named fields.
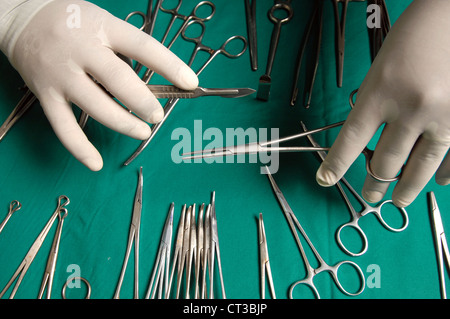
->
xmin=316 ymin=96 xmax=384 ymax=187
xmin=102 ymin=14 xmax=198 ymax=90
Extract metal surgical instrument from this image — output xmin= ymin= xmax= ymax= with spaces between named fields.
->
xmin=301 ymin=121 xmax=409 ymax=256
xmin=114 ymin=167 xmax=143 ymax=299
xmin=0 ymin=200 xmax=21 ymax=235
xmin=259 ymin=213 xmax=276 ymax=299
xmin=147 ymin=85 xmax=255 ymax=99
xmin=429 ymin=191 xmax=450 ymax=299
xmin=244 ymin=0 xmax=258 ymax=71
xmin=145 ymin=203 xmax=174 ymax=299
xmin=264 ymin=167 xmax=365 ymax=298
xmin=257 ymin=0 xmax=293 ymax=101
xmin=290 ymin=0 xmax=323 ymax=107
xmin=38 ymin=207 xmax=68 ymax=299
xmin=0 ymin=88 xmax=36 ymax=142
xmin=123 ymin=23 xmax=247 ymax=166
xmin=0 ymin=195 xmax=70 ymax=299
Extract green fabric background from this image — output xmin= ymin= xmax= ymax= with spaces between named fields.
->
xmin=0 ymin=0 xmax=448 ymax=299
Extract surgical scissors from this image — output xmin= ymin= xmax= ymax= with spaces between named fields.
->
xmin=257 ymin=0 xmax=293 ymax=101
xmin=145 ymin=203 xmax=174 ymax=299
xmin=123 ymin=23 xmax=247 ymax=166
xmin=114 ymin=167 xmax=143 ymax=299
xmin=259 ymin=213 xmax=276 ymax=299
xmin=0 ymin=195 xmax=70 ymax=299
xmin=38 ymin=207 xmax=68 ymax=299
xmin=0 ymin=200 xmax=21 ymax=235
xmin=332 ymin=0 xmax=349 ymax=88
xmin=429 ymin=191 xmax=450 ymax=299
xmin=194 ymin=203 xmax=205 ymax=298
xmin=244 ymin=0 xmax=258 ymax=71
xmin=301 ymin=121 xmax=409 ymax=257
xmin=264 ymin=166 xmax=365 ymax=298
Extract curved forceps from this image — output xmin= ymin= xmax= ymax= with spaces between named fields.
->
xmin=181 ymin=20 xmax=248 ymax=75
xmin=264 ymin=167 xmax=365 ymax=299
xmin=0 ymin=200 xmax=21 ymax=235
xmin=301 ymin=122 xmax=409 ymax=257
xmin=0 ymin=195 xmax=70 ymax=299
xmin=123 ymin=24 xmax=247 ymax=166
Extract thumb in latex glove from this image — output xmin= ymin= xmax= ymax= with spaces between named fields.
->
xmin=6 ymin=0 xmax=198 ymax=171
xmin=316 ymin=0 xmax=450 ymax=207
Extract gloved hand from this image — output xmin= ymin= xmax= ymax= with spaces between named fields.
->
xmin=316 ymin=0 xmax=450 ymax=207
xmin=4 ymin=0 xmax=198 ymax=171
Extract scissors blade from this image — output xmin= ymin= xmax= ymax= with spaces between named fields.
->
xmin=245 ymin=0 xmax=258 ymax=71
xmin=429 ymin=191 xmax=450 ymax=299
xmin=147 ymin=85 xmax=255 ymax=99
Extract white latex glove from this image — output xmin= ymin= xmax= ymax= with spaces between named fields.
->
xmin=2 ymin=0 xmax=198 ymax=171
xmin=316 ymin=0 xmax=450 ymax=207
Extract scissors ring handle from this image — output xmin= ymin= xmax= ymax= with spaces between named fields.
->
xmin=220 ymin=35 xmax=248 ymax=59
xmin=332 ymin=260 xmax=366 ymax=297
xmin=125 ymin=11 xmax=148 ymax=31
xmin=362 ymin=148 xmax=402 ymax=183
xmin=160 ymin=0 xmax=183 ymax=16
xmin=181 ymin=19 xmax=206 ymax=43
xmin=288 ymin=280 xmax=320 ymax=299
xmin=62 ymin=277 xmax=91 ymax=299
xmin=268 ymin=3 xmax=294 ymax=25
xmin=192 ymin=1 xmax=216 ymax=22
xmin=336 ymin=222 xmax=368 ymax=257
xmin=9 ymin=200 xmax=21 ymax=215
xmin=371 ymin=200 xmax=409 ymax=232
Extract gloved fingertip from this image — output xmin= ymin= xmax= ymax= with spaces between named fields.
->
xmin=149 ymin=108 xmax=164 ymax=123
xmin=84 ymin=156 xmax=103 ymax=172
xmin=392 ymin=197 xmax=411 ymax=208
xmin=180 ymin=68 xmax=199 ymax=90
xmin=436 ymin=177 xmax=450 ymax=186
xmin=316 ymin=165 xmax=337 ymax=187
xmin=362 ymin=190 xmax=384 ymax=203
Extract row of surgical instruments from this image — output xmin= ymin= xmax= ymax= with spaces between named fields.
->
xmin=0 ymin=195 xmax=70 ymax=299
xmin=114 ymin=167 xmax=225 ymax=299
xmin=245 ymin=0 xmax=391 ymax=106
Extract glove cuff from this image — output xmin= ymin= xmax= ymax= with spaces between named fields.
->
xmin=0 ymin=0 xmax=56 ymax=59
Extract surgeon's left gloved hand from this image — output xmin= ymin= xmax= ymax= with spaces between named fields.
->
xmin=0 ymin=0 xmax=198 ymax=171
xmin=316 ymin=0 xmax=450 ymax=208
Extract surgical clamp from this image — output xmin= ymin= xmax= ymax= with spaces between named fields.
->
xmin=429 ymin=191 xmax=450 ymax=299
xmin=259 ymin=213 xmax=276 ymax=299
xmin=0 ymin=200 xmax=21 ymax=235
xmin=0 ymin=195 xmax=70 ymax=299
xmin=114 ymin=167 xmax=143 ymax=299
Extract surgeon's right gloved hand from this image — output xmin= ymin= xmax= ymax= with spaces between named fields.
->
xmin=316 ymin=0 xmax=450 ymax=207
xmin=0 ymin=0 xmax=198 ymax=171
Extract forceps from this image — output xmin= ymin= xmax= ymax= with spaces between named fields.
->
xmin=301 ymin=121 xmax=409 ymax=256
xmin=123 ymin=24 xmax=247 ymax=166
xmin=264 ymin=167 xmax=365 ymax=298
xmin=114 ymin=167 xmax=143 ymax=299
xmin=38 ymin=207 xmax=68 ymax=299
xmin=259 ymin=213 xmax=276 ymax=299
xmin=145 ymin=203 xmax=174 ymax=299
xmin=205 ymin=192 xmax=226 ymax=299
xmin=257 ymin=0 xmax=293 ymax=101
xmin=244 ymin=0 xmax=258 ymax=71
xmin=0 ymin=88 xmax=36 ymax=142
xmin=332 ymin=0 xmax=349 ymax=88
xmin=429 ymin=191 xmax=450 ymax=299
xmin=0 ymin=195 xmax=70 ymax=299
xmin=0 ymin=200 xmax=21 ymax=235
